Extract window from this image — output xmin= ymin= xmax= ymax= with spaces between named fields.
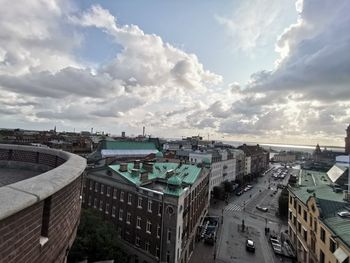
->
xmin=120 ymin=191 xmax=124 ymax=202
xmin=112 ymin=206 xmax=116 ymax=217
xmin=95 ymin=182 xmax=99 ymax=192
xmin=157 ymin=224 xmax=161 ymax=238
xmin=314 ymin=219 xmax=318 ymax=233
xmin=329 ymin=238 xmax=336 ymax=253
xmin=89 ymin=181 xmax=93 ymax=190
xmin=93 ymin=198 xmax=97 ymax=208
xmin=105 ymin=203 xmax=109 ymax=214
xmin=128 ymin=193 xmax=132 ymax=205
xmin=289 ymin=196 xmax=293 ymax=204
xmin=88 ymin=196 xmax=91 ymax=206
xmin=303 ymin=228 xmax=307 ymax=242
xmin=158 ymin=204 xmax=162 ymax=215
xmin=119 ymin=209 xmax=123 ymax=221
xmin=298 ymin=222 xmax=301 ymax=233
xmin=99 ymin=200 xmax=103 ymax=211
xmin=146 ymin=220 xmax=152 ymax=234
xmin=145 ymin=241 xmax=150 ymax=252
xmin=113 ymin=188 xmax=117 ymax=199
xmin=156 ymin=246 xmax=160 ymax=258
xmin=289 ymin=211 xmax=292 ymax=221
xmin=298 ymin=204 xmax=301 ymax=215
xmin=320 ymin=249 xmax=325 ymax=263
xmin=167 ymin=229 xmax=171 ymax=242
xmin=136 ymin=217 xmax=141 ymax=229
xmin=101 ymin=184 xmax=104 ymax=194
xmin=107 ymin=186 xmax=111 ymax=197
xmin=126 ymin=212 xmax=131 ymax=224
xmin=294 ymin=199 xmax=297 ymax=209
xmin=303 ymin=210 xmax=307 ymax=222
xmin=166 ymin=251 xmax=170 ymax=263
xmin=138 ymin=197 xmax=142 ymax=208
xmin=136 ymin=236 xmax=140 ymax=247
xmin=320 ymin=227 xmax=325 ymax=242
xmin=148 ymin=200 xmax=152 ymax=212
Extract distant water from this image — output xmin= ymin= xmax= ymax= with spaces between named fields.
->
xmin=224 ymin=141 xmax=344 ymax=153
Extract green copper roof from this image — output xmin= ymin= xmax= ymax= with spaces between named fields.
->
xmin=108 ymin=162 xmax=204 ymax=196
xmin=100 ymin=140 xmax=157 ymax=150
xmin=156 ymin=151 xmax=164 ymax=158
xmin=167 ymin=175 xmax=182 ymax=186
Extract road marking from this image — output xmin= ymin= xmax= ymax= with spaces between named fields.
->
xmin=224 ymin=203 xmax=242 ymax=212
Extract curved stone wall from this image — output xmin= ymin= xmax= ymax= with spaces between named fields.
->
xmin=0 ymin=144 xmax=86 ymax=263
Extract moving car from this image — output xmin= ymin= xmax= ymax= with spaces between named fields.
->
xmin=246 ymin=239 xmax=255 ymax=252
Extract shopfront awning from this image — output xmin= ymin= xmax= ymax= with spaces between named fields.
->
xmin=334 ymin=247 xmax=349 ymax=263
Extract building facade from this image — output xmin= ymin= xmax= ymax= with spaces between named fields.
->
xmin=288 ymin=170 xmax=350 ymax=263
xmin=83 ymin=161 xmax=209 ymax=263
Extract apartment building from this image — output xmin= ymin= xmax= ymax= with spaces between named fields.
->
xmin=83 ymin=160 xmax=209 ymax=263
xmin=288 ymin=170 xmax=350 ymax=263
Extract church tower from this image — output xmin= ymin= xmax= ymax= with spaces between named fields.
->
xmin=345 ymin=124 xmax=350 ymax=154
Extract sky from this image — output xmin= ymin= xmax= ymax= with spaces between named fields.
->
xmin=0 ymin=0 xmax=349 ymax=147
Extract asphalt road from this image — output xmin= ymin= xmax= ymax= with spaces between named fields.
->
xmin=189 ymin=166 xmax=299 ymax=263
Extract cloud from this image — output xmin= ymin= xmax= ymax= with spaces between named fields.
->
xmin=216 ymin=0 xmax=293 ymax=53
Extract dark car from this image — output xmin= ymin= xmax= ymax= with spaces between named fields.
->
xmin=246 ymin=239 xmax=255 ymax=252
xmin=236 ymin=190 xmax=243 ymax=196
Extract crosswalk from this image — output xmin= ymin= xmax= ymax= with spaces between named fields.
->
xmin=224 ymin=203 xmax=242 ymax=212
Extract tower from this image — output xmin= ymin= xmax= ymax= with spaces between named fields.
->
xmin=345 ymin=124 xmax=350 ymax=154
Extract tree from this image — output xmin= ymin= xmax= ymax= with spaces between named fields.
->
xmin=68 ymin=208 xmax=127 ymax=263
xmin=278 ymin=188 xmax=289 ymax=218
xmin=223 ymin=181 xmax=233 ymax=193
xmin=213 ymin=185 xmax=226 ymax=200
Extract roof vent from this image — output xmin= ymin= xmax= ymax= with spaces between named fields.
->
xmin=119 ymin=163 xmax=128 ymax=172
xmin=307 ymin=189 xmax=315 ymax=193
xmin=337 ymin=211 xmax=350 ymax=218
xmin=166 ymin=169 xmax=174 ymax=178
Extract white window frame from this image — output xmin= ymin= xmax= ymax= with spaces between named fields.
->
xmin=148 ymin=200 xmax=152 ymax=213
xmin=146 ymin=220 xmax=152 ymax=234
xmin=120 ymin=191 xmax=124 ymax=202
xmin=119 ymin=209 xmax=123 ymax=221
xmin=136 ymin=216 xmax=141 ymax=229
xmin=138 ymin=197 xmax=142 ymax=208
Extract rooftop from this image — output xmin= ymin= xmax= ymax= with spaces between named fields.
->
xmin=107 ymin=162 xmax=206 ymax=196
xmin=290 ymin=169 xmax=350 ymax=249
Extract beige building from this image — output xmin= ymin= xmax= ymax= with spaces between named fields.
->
xmin=288 ymin=170 xmax=350 ymax=263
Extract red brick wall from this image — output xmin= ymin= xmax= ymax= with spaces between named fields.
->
xmin=0 ymin=177 xmax=82 ymax=263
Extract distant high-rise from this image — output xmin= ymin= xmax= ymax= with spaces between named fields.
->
xmin=345 ymin=124 xmax=350 ymax=154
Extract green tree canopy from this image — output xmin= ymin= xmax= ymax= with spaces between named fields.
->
xmin=68 ymin=208 xmax=127 ymax=263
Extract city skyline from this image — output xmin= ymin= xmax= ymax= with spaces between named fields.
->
xmin=0 ymin=0 xmax=350 ymax=146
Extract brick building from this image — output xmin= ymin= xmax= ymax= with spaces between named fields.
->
xmin=83 ymin=160 xmax=210 ymax=263
xmin=238 ymin=144 xmax=269 ymax=180
xmin=0 ymin=144 xmax=86 ymax=263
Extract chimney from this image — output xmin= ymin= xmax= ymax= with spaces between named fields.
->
xmin=166 ymin=169 xmax=174 ymax=179
xmin=119 ymin=163 xmax=128 ymax=172
xmin=134 ymin=160 xmax=141 ymax=169
xmin=143 ymin=162 xmax=154 ymax=173
xmin=140 ymin=171 xmax=149 ymax=183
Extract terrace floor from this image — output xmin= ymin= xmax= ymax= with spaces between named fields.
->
xmin=0 ymin=168 xmax=39 ymax=187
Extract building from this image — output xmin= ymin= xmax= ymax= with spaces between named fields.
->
xmin=88 ymin=140 xmax=159 ymax=165
xmin=188 ymin=149 xmax=237 ymax=192
xmin=288 ymin=169 xmax=350 ymax=263
xmin=83 ymin=160 xmax=210 ymax=263
xmin=0 ymin=144 xmax=86 ymax=263
xmin=272 ymin=151 xmax=296 ymax=163
xmin=238 ymin=144 xmax=269 ymax=181
xmin=345 ymin=124 xmax=350 ymax=155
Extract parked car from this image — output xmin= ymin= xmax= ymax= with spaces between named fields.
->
xmin=272 ymin=243 xmax=282 ymax=254
xmin=256 ymin=205 xmax=268 ymax=212
xmin=236 ymin=190 xmax=243 ymax=196
xmin=246 ymin=239 xmax=255 ymax=252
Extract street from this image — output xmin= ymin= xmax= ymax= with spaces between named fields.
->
xmin=190 ymin=166 xmax=299 ymax=263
